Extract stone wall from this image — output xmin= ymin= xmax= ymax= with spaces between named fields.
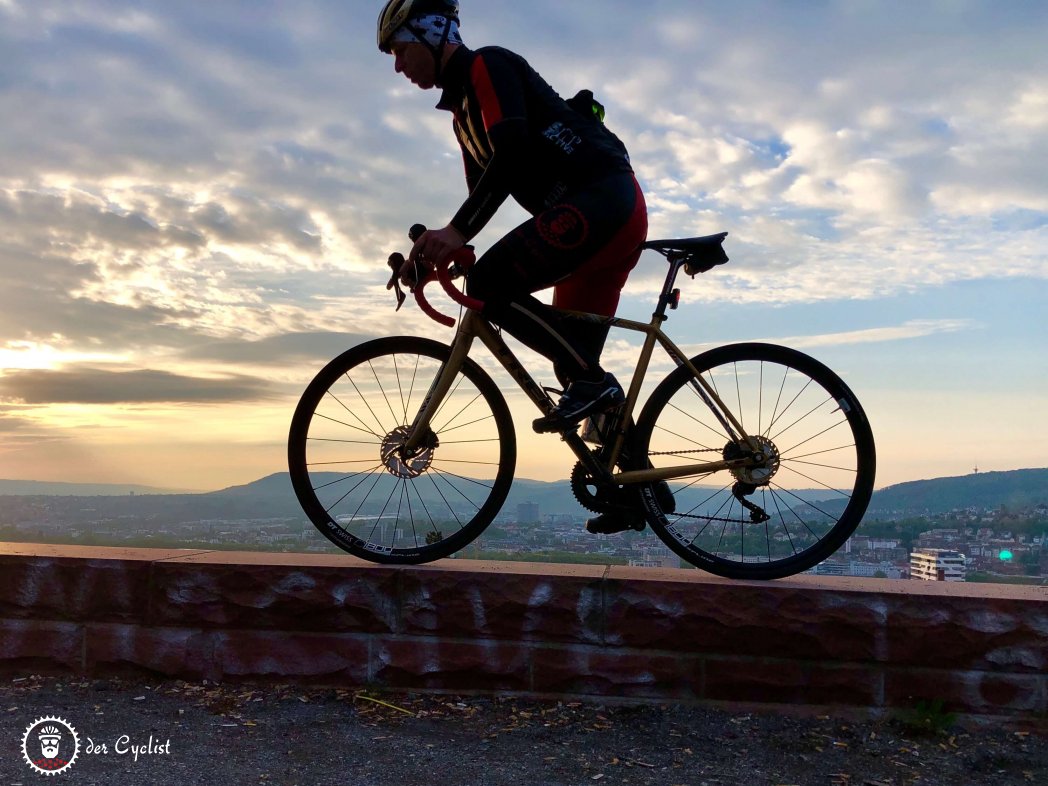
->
xmin=1 ymin=543 xmax=1045 ymax=720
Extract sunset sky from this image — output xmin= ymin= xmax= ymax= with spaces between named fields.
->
xmin=0 ymin=0 xmax=1045 ymax=491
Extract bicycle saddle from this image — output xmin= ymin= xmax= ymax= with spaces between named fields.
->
xmin=643 ymin=232 xmax=729 ymax=275
xmin=642 ymin=232 xmax=728 ymax=254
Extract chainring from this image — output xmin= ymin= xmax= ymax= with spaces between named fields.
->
xmin=570 ymin=459 xmax=611 ymax=514
xmin=570 ymin=449 xmax=638 ymax=515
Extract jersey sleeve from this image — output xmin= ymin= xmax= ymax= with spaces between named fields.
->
xmin=449 ymin=51 xmax=531 ymax=241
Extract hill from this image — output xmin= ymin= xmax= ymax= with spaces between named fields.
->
xmin=0 ymin=479 xmax=191 ymax=496
xmin=205 ymin=468 xmax=1048 ymax=519
xmin=864 ymin=468 xmax=1048 ymax=516
xmin=0 ymin=468 xmax=1043 ymax=527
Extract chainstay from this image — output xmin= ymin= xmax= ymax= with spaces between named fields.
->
xmin=635 ymin=446 xmax=762 ymax=524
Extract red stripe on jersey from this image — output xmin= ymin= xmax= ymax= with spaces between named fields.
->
xmin=470 ymin=56 xmax=504 ymax=131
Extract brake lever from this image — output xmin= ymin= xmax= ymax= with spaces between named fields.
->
xmin=386 ymin=252 xmax=408 ymax=311
xmin=385 ymin=222 xmax=483 ymax=325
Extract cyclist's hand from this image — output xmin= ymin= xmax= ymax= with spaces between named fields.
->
xmin=398 ymin=254 xmax=432 ymax=291
xmin=409 ymin=225 xmax=465 ymax=268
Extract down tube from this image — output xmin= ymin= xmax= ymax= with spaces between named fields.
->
xmin=404 ymin=318 xmax=477 ymax=450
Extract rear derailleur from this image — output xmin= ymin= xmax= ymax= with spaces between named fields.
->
xmin=731 ymin=481 xmax=771 ymax=524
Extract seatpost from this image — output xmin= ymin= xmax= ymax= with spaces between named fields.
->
xmin=653 ymin=258 xmax=687 ymax=320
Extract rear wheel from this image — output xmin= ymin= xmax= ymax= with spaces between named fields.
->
xmin=634 ymin=343 xmax=875 ymax=579
xmin=288 ymin=336 xmax=516 ymax=563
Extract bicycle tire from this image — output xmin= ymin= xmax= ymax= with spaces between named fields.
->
xmin=288 ymin=336 xmax=516 ymax=564
xmin=634 ymin=343 xmax=875 ymax=580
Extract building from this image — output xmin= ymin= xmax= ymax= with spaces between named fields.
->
xmin=628 ymin=541 xmax=681 ymax=569
xmin=515 ymin=501 xmax=540 ymax=523
xmin=910 ymin=548 xmax=967 ymax=581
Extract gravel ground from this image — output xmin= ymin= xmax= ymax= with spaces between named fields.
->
xmin=1 ymin=676 xmax=1045 ymax=785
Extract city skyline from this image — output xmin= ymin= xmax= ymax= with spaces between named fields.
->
xmin=0 ymin=1 xmax=1046 ymax=491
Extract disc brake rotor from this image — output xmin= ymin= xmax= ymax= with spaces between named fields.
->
xmin=381 ymin=426 xmax=439 ymax=479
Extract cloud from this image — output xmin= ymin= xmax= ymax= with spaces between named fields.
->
xmin=0 ymin=367 xmax=276 ymax=404
xmin=767 ymin=319 xmax=979 ymax=351
xmin=0 ymin=2 xmax=1045 ymax=397
xmin=184 ymin=331 xmax=373 ymax=365
xmin=598 ymin=318 xmax=980 ymax=379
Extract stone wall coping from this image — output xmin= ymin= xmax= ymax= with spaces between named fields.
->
xmin=2 ymin=542 xmax=1044 ymax=602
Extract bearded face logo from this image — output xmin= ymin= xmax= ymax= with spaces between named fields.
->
xmin=39 ymin=725 xmax=62 ymax=758
xmin=21 ymin=716 xmax=80 ymax=775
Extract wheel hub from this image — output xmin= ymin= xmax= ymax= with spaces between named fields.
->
xmin=725 ymin=435 xmax=781 ymax=485
xmin=381 ymin=426 xmax=438 ymax=479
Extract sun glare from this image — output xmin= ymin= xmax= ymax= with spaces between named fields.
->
xmin=0 ymin=343 xmax=127 ymax=371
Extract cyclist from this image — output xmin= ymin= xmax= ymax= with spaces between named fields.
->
xmin=377 ymin=0 xmax=648 ymax=439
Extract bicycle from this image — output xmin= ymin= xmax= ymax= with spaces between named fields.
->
xmin=288 ymin=228 xmax=876 ymax=580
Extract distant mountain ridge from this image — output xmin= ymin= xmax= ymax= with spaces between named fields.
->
xmin=1 ymin=468 xmax=1044 ymax=519
xmin=0 ymin=479 xmax=193 ymax=497
xmin=206 ymin=468 xmax=1048 ymax=518
xmin=864 ymin=468 xmax=1047 ymax=515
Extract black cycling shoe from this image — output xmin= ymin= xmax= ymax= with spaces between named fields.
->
xmin=533 ymin=373 xmax=625 ymax=434
xmin=585 ymin=480 xmax=675 ymax=535
xmin=586 ymin=510 xmax=646 ymax=535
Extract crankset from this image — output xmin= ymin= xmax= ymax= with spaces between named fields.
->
xmin=570 ymin=450 xmax=637 ymax=516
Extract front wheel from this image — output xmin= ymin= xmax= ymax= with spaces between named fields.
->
xmin=634 ymin=343 xmax=875 ymax=580
xmin=288 ymin=336 xmax=516 ymax=564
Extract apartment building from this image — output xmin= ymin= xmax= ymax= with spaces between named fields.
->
xmin=910 ymin=548 xmax=967 ymax=581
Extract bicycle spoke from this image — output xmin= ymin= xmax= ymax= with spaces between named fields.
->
xmin=637 ymin=344 xmax=874 ymax=578
xmin=323 ymin=390 xmax=383 ymax=439
xmin=289 ymin=338 xmax=516 ymax=563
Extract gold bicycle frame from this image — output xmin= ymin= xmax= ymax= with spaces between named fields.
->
xmin=403 ymin=299 xmax=761 ymax=487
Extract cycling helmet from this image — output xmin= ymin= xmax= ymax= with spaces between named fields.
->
xmin=377 ymin=0 xmax=460 ymax=53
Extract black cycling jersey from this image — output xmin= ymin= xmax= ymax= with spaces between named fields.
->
xmin=436 ymin=45 xmax=634 ymax=241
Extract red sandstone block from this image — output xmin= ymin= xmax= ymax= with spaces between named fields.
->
xmin=703 ymin=656 xmax=881 ymax=708
xmin=149 ymin=561 xmax=401 ymax=633
xmin=399 ymin=563 xmax=605 ymax=645
xmin=0 ymin=618 xmax=82 ymax=673
xmin=885 ymin=668 xmax=1046 ymax=716
xmin=85 ymin=623 xmax=213 ymax=679
xmin=0 ymin=555 xmax=151 ymax=622
xmin=885 ymin=598 xmax=1048 ymax=672
xmin=214 ymin=630 xmax=370 ymax=683
xmin=372 ymin=636 xmax=531 ymax=692
xmin=602 ymin=577 xmax=882 ymax=662
xmin=531 ymin=645 xmax=690 ymax=699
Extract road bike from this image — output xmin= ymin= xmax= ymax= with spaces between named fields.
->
xmin=288 ymin=229 xmax=876 ymax=580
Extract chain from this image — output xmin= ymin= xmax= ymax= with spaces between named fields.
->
xmin=667 ymin=511 xmax=761 ymax=526
xmin=646 ymin=447 xmax=721 ymax=457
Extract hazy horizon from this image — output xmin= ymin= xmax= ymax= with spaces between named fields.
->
xmin=1 ymin=465 xmax=1046 ymax=498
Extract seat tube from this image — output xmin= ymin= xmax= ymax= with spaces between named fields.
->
xmin=605 ymin=321 xmax=661 ymax=465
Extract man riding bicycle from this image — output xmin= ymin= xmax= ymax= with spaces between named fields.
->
xmin=378 ymin=0 xmax=648 ymax=441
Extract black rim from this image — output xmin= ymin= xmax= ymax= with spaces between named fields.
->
xmin=637 ymin=343 xmax=875 ymax=579
xmin=288 ymin=337 xmax=515 ymax=563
